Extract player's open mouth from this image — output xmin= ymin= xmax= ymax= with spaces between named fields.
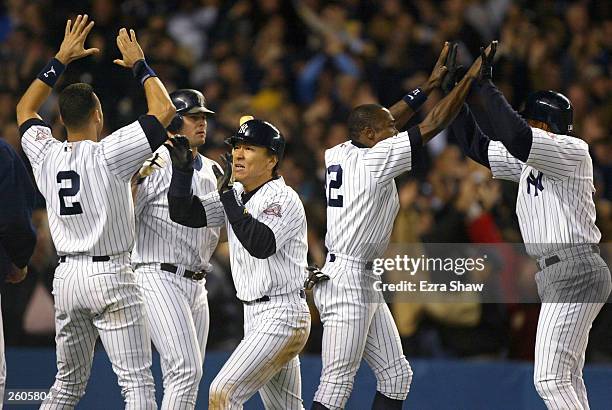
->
xmin=235 ymin=164 xmax=245 ymax=170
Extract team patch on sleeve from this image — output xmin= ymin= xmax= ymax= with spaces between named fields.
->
xmin=263 ymin=202 xmax=282 ymax=217
xmin=35 ymin=128 xmax=51 ymax=141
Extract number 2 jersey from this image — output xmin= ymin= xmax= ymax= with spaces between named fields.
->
xmin=20 ymin=116 xmax=166 ymax=256
xmin=324 ymin=128 xmax=420 ymax=261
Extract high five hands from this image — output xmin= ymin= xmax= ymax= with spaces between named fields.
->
xmin=55 ymin=14 xmax=99 ymax=65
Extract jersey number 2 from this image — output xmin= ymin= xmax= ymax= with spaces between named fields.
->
xmin=327 ymin=165 xmax=343 ymax=207
xmin=57 ymin=171 xmax=83 ymax=215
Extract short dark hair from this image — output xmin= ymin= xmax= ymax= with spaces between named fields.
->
xmin=59 ymin=83 xmax=97 ymax=129
xmin=347 ymin=103 xmax=384 ymax=141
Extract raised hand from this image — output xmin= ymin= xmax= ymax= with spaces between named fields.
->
xmin=422 ymin=42 xmax=450 ymax=93
xmin=441 ymin=42 xmax=464 ymax=94
xmin=212 ymin=153 xmax=234 ymax=194
xmin=479 ymin=40 xmax=497 ymax=81
xmin=165 ymin=136 xmax=194 ymax=173
xmin=113 ymin=28 xmax=145 ymax=69
xmin=465 ymin=41 xmax=497 ymax=81
xmin=55 ymin=14 xmax=99 ymax=64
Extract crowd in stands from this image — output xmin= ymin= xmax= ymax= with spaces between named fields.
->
xmin=1 ymin=0 xmax=610 ymax=362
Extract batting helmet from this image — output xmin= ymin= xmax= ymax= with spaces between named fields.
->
xmin=168 ymin=89 xmax=215 ymax=133
xmin=225 ymin=119 xmax=285 ymax=160
xmin=522 ymin=90 xmax=573 ymax=135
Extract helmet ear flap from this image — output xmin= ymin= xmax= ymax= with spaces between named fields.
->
xmin=167 ymin=114 xmax=183 ymax=133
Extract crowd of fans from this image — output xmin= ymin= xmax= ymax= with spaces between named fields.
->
xmin=1 ymin=0 xmax=611 ymax=362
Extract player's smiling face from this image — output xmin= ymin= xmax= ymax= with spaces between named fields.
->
xmin=232 ymin=142 xmax=277 ymax=189
xmin=181 ymin=113 xmax=208 ymax=147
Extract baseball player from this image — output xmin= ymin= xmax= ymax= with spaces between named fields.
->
xmin=449 ymin=43 xmax=612 ymax=409
xmin=131 ymin=89 xmax=219 ymax=409
xmin=166 ymin=119 xmax=311 ymax=409
xmin=311 ymin=43 xmax=492 ymax=410
xmin=16 ymin=16 xmax=176 ymax=409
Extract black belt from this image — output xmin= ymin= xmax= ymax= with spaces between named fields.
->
xmin=537 ymin=245 xmax=600 ymax=270
xmin=243 ymin=289 xmax=306 ymax=305
xmin=160 ymin=263 xmax=206 ymax=281
xmin=329 ymin=253 xmax=373 ymax=270
xmin=59 ymin=255 xmax=110 ymax=263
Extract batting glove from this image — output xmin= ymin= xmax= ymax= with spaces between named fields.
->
xmin=304 ymin=265 xmax=330 ymax=290
xmin=165 ymin=135 xmax=193 ymax=173
xmin=441 ymin=42 xmax=464 ymax=94
xmin=479 ymin=40 xmax=497 ymax=82
xmin=212 ymin=153 xmax=234 ymax=194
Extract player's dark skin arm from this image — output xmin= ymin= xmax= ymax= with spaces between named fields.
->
xmin=16 ymin=14 xmax=99 ymax=127
xmin=389 ymin=42 xmax=450 ymax=130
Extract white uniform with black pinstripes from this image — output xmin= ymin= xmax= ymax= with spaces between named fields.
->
xmin=132 ymin=146 xmax=220 ymax=409
xmin=489 ymin=128 xmax=612 ymax=410
xmin=21 ymin=120 xmax=156 ymax=409
xmin=314 ymin=132 xmax=414 ymax=409
xmin=199 ymin=177 xmax=311 ymax=409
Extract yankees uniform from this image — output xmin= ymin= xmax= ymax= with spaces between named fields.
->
xmin=167 ymin=120 xmax=311 ymax=409
xmin=132 ymin=145 xmax=220 ymax=409
xmin=451 ymin=81 xmax=611 ymax=410
xmin=313 ymin=130 xmax=419 ymax=409
xmin=205 ymin=179 xmax=310 ymax=409
xmin=21 ymin=116 xmax=167 ymax=409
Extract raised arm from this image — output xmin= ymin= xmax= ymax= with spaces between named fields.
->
xmin=113 ymin=29 xmax=175 ymax=127
xmin=450 ymin=104 xmax=492 ymax=168
xmin=165 ymin=137 xmax=219 ymax=228
xmin=415 ymin=42 xmax=496 ymax=144
xmin=16 ymin=14 xmax=99 ymax=127
xmin=388 ymin=42 xmax=450 ymax=130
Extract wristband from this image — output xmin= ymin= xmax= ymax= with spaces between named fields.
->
xmin=37 ymin=58 xmax=66 ymax=87
xmin=402 ymin=88 xmax=427 ymax=111
xmin=132 ymin=59 xmax=157 ymax=85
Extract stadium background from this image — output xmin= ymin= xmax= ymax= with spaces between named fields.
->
xmin=0 ymin=0 xmax=611 ymax=408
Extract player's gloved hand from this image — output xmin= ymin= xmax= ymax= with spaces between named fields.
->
xmin=212 ymin=153 xmax=234 ymax=194
xmin=479 ymin=40 xmax=497 ymax=82
xmin=441 ymin=42 xmax=464 ymax=94
xmin=304 ymin=265 xmax=330 ymax=290
xmin=165 ymin=135 xmax=193 ymax=173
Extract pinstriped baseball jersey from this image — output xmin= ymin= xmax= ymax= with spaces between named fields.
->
xmin=488 ymin=127 xmax=600 ymax=257
xmin=314 ymin=131 xmax=414 ymax=408
xmin=198 ymin=177 xmax=308 ymax=301
xmin=324 ymin=131 xmax=413 ymax=261
xmin=132 ymin=146 xmax=220 ymax=271
xmin=21 ymin=120 xmax=154 ymax=256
